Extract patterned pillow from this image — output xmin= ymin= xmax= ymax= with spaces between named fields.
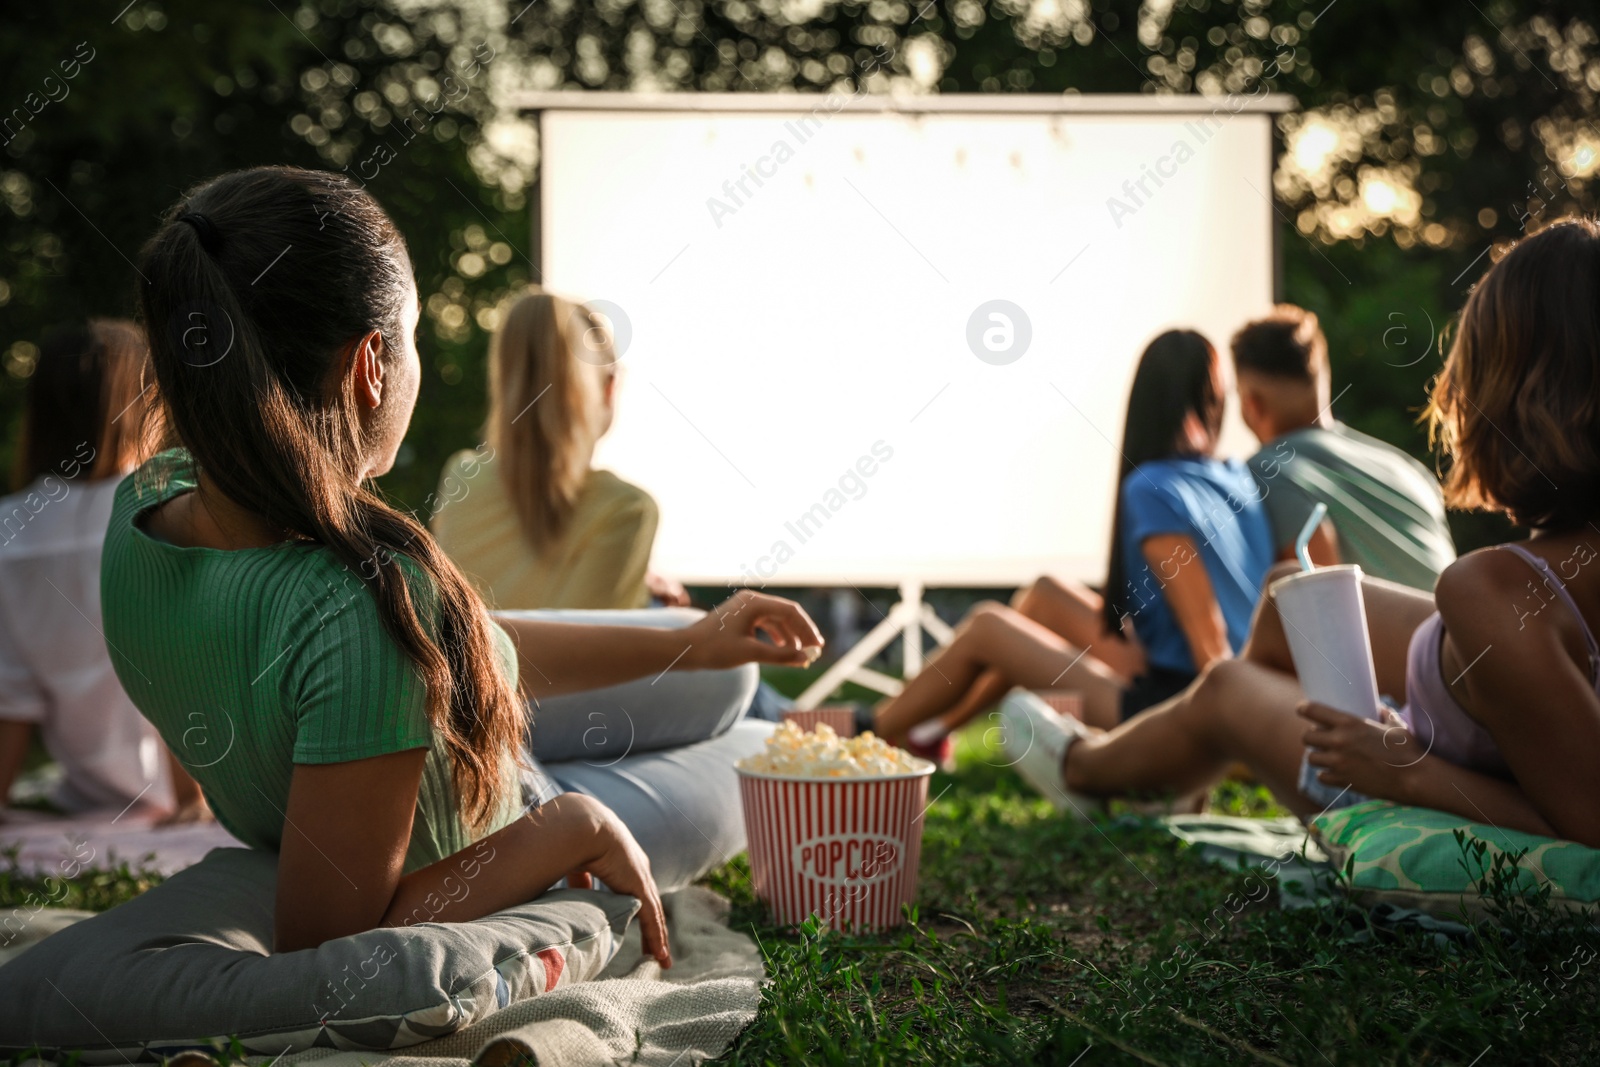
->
xmin=0 ymin=847 xmax=638 ymax=1062
xmin=1311 ymin=800 xmax=1600 ymax=920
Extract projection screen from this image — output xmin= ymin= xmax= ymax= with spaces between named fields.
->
xmin=519 ymin=93 xmax=1291 ymax=587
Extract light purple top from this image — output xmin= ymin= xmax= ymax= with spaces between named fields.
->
xmin=1401 ymin=543 xmax=1600 ymax=777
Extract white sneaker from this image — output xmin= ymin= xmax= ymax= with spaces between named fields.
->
xmin=997 ymin=689 xmax=1104 ymax=821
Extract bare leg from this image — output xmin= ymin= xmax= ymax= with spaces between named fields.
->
xmin=921 ymin=578 xmax=1144 ymax=734
xmin=930 ymin=669 xmax=1013 ymax=734
xmin=1066 ymin=659 xmax=1311 ymax=811
xmin=1012 ymin=576 xmax=1146 ymax=681
xmin=1063 ymin=564 xmax=1439 ymax=813
xmin=928 ymin=575 xmax=1152 ymax=735
xmin=875 ymin=602 xmax=1125 ymax=742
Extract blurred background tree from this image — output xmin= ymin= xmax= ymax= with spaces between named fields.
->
xmin=8 ymin=0 xmax=1595 ymax=553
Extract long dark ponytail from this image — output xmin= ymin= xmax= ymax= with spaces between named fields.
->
xmin=1101 ymin=329 xmax=1223 ymax=634
xmin=137 ymin=166 xmax=521 ymax=829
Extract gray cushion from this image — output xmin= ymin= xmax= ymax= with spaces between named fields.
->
xmin=0 ymin=847 xmax=639 ymax=1062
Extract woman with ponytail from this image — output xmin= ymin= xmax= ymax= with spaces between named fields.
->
xmin=104 ymin=167 xmax=822 ymax=957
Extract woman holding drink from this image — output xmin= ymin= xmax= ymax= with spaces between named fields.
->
xmin=1006 ymin=217 xmax=1600 ymax=847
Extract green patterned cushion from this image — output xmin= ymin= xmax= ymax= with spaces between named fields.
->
xmin=1312 ymin=800 xmax=1600 ymax=920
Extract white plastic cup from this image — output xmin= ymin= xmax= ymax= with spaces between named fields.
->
xmin=1269 ymin=564 xmax=1381 ymax=808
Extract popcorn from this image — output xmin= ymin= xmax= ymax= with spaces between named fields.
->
xmin=738 ymin=720 xmax=930 ymax=778
xmin=736 ymin=720 xmax=936 ymax=930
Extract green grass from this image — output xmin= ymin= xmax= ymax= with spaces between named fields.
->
xmin=703 ymin=728 xmax=1600 ymax=1065
xmin=0 ymin=849 xmax=162 ymax=914
xmin=4 ymin=695 xmax=1596 ymax=1065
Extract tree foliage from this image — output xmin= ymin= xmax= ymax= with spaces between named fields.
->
xmin=7 ymin=0 xmax=1590 ymax=548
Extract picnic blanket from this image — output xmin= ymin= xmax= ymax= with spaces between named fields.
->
xmin=1156 ymin=813 xmax=1333 ymax=909
xmin=0 ymin=807 xmax=243 ymax=877
xmin=1 ymin=886 xmax=764 ymax=1066
xmin=1156 ymin=812 xmax=1475 ymax=941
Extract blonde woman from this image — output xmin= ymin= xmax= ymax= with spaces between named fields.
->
xmin=432 ymin=289 xmax=686 ymax=610
xmin=434 ymin=286 xmax=773 ymax=777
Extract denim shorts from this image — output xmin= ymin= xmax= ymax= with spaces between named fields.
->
xmin=1119 ymin=665 xmax=1197 ymax=722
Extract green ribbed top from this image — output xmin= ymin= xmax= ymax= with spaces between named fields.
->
xmin=101 ymin=451 xmax=521 ymax=874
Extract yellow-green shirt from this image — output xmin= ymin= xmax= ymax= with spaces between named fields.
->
xmin=100 ymin=451 xmax=521 ymax=874
xmin=431 ymin=450 xmax=658 ymax=611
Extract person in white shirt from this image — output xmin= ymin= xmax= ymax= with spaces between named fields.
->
xmin=0 ymin=319 xmax=203 ymax=821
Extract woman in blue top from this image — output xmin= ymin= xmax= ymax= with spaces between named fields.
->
xmin=876 ymin=329 xmax=1273 ymax=747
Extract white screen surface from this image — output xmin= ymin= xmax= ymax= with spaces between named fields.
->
xmin=538 ymin=102 xmax=1278 ymax=586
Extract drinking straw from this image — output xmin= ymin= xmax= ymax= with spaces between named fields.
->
xmin=1295 ymin=502 xmax=1329 ymax=572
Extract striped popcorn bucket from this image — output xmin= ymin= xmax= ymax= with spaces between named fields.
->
xmin=736 ymin=764 xmax=934 ymax=932
xmin=781 ymin=706 xmax=858 ymax=737
xmin=1035 ymin=689 xmax=1085 ymax=722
